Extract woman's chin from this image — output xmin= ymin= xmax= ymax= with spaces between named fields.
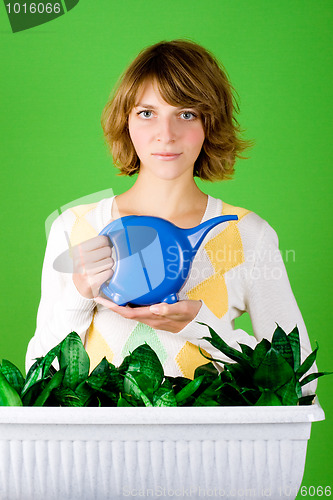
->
xmin=141 ymin=164 xmax=193 ymax=182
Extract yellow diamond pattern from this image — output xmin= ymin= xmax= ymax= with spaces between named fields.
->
xmin=221 ymin=202 xmax=250 ymax=220
xmin=186 ymin=202 xmax=251 ymax=319
xmin=175 ymin=341 xmax=211 ymax=379
xmin=85 ymin=319 xmax=114 ymax=372
xmin=69 ymin=204 xmax=99 ymax=247
xmin=187 ymin=272 xmax=228 ymax=318
xmin=204 ymin=223 xmax=244 ymax=275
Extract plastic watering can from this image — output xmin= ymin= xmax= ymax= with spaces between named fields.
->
xmin=99 ymin=214 xmax=238 ymax=306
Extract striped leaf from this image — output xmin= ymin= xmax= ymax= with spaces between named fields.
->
xmin=33 ymin=368 xmax=66 ymax=406
xmin=199 ymin=322 xmax=251 ymax=367
xmin=296 ymin=344 xmax=318 ymax=380
xmin=0 ymin=372 xmax=23 ymax=406
xmin=287 ymin=326 xmax=301 ymax=371
xmin=253 ymin=348 xmax=294 ymax=390
xmin=252 ymin=339 xmax=271 ymax=368
xmin=272 ymin=324 xmax=294 ymax=368
xmin=0 ymin=360 xmax=25 ymax=394
xmin=59 ymin=332 xmax=90 ymax=390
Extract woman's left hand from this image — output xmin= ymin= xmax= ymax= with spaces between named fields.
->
xmin=94 ymin=297 xmax=202 ymax=333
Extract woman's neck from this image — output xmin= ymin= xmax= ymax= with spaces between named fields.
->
xmin=112 ymin=173 xmax=208 ymax=226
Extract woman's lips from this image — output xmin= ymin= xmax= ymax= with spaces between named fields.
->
xmin=152 ymin=153 xmax=182 ymax=161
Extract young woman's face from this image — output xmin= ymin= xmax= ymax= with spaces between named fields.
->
xmin=128 ymin=81 xmax=205 ymax=181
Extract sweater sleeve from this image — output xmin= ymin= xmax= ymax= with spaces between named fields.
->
xmin=175 ymin=220 xmax=317 ymax=395
xmin=25 ymin=212 xmax=96 ymax=372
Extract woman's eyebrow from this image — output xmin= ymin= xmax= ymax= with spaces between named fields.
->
xmin=135 ymin=103 xmax=196 ymax=110
xmin=135 ymin=103 xmax=157 ymax=109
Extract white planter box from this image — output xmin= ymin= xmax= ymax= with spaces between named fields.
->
xmin=0 ymin=402 xmax=324 ymax=500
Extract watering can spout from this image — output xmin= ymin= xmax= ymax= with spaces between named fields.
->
xmin=185 ymin=215 xmax=238 ymax=254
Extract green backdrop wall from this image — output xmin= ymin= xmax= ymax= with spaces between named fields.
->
xmin=0 ymin=1 xmax=332 ymax=497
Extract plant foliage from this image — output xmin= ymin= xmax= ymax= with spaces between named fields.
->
xmin=0 ymin=325 xmax=330 ymax=407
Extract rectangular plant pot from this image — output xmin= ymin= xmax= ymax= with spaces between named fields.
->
xmin=0 ymin=401 xmax=324 ymax=500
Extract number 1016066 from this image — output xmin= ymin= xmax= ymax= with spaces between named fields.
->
xmin=5 ymin=3 xmax=61 ymax=14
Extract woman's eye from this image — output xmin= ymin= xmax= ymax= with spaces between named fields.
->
xmin=138 ymin=110 xmax=153 ymax=119
xmin=180 ymin=111 xmax=197 ymax=120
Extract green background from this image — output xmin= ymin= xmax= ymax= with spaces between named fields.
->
xmin=0 ymin=0 xmax=332 ymax=496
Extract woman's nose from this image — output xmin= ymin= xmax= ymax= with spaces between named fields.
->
xmin=156 ymin=117 xmax=176 ymax=143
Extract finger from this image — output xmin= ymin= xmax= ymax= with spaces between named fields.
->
xmin=149 ymin=303 xmax=170 ymax=316
xmin=149 ymin=300 xmax=189 ymax=316
xmin=95 ymin=298 xmax=152 ymax=320
xmin=72 ymin=244 xmax=112 ymax=264
xmin=86 ymin=245 xmax=113 ymax=262
xmin=74 ymin=236 xmax=111 ymax=253
xmin=83 ymin=257 xmax=115 ymax=275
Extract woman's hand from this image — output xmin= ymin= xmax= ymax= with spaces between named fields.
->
xmin=94 ymin=297 xmax=202 ymax=333
xmin=72 ymin=236 xmax=114 ymax=299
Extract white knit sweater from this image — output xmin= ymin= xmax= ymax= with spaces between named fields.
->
xmin=26 ymin=195 xmax=316 ymax=394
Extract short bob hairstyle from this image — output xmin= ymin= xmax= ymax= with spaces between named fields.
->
xmin=101 ymin=40 xmax=251 ymax=181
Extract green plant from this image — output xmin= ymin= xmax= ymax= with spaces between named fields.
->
xmin=0 ymin=325 xmax=330 ymax=407
xmin=198 ymin=322 xmax=331 ymax=406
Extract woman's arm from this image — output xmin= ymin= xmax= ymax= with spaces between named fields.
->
xmin=25 ymin=212 xmax=96 ymax=372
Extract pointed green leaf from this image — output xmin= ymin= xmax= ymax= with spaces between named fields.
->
xmin=276 ymin=377 xmax=298 ymax=405
xmin=255 ymin=391 xmax=282 ymax=406
xmin=175 ymin=376 xmax=204 ymax=405
xmin=117 ymin=396 xmax=133 ymax=407
xmin=194 ymin=362 xmax=219 ymax=380
xmin=299 ymin=371 xmax=333 ymax=387
xmin=253 ymin=348 xmax=294 ymax=390
xmin=123 ymin=372 xmax=153 ymax=406
xmin=198 ymin=346 xmax=222 ymax=364
xmin=22 ymin=344 xmax=60 ymax=396
xmin=271 ymin=324 xmax=294 ymax=368
xmin=296 ymin=344 xmax=318 ymax=380
xmin=0 ymin=360 xmax=25 ymax=394
xmin=0 ymin=372 xmax=23 ymax=406
xmin=287 ymin=326 xmax=301 ymax=371
xmin=33 ymin=368 xmax=66 ymax=406
xmin=252 ymin=338 xmax=271 ymax=368
xmin=59 ymin=332 xmax=90 ymax=390
xmin=75 ymin=380 xmax=95 ymax=406
xmin=86 ymin=367 xmax=122 ymax=401
xmin=198 ymin=322 xmax=251 ymax=366
xmin=89 ymin=357 xmax=110 ymax=377
xmin=22 ymin=359 xmax=44 ymax=396
xmin=153 ymin=387 xmax=177 ymax=407
xmin=216 ymin=382 xmax=253 ymax=406
xmin=87 ymin=371 xmax=110 ymax=391
xmin=191 ymin=375 xmax=223 ymax=406
xmin=126 ymin=344 xmax=164 ymax=392
xmin=53 ymin=386 xmax=82 ymax=406
xmin=22 ymin=379 xmax=46 ymax=406
xmin=239 ymin=343 xmax=255 ymax=358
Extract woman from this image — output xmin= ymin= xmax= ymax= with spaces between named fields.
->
xmin=26 ymin=40 xmax=316 ymax=391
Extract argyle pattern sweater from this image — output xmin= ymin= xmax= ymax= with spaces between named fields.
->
xmin=26 ymin=196 xmax=315 ymax=392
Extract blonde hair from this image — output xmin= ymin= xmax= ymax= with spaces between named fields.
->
xmin=101 ymin=39 xmax=252 ymax=181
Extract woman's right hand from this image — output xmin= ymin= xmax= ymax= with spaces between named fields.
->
xmin=72 ymin=236 xmax=114 ymax=299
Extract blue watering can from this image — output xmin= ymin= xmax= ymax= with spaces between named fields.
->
xmin=99 ymin=214 xmax=238 ymax=306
